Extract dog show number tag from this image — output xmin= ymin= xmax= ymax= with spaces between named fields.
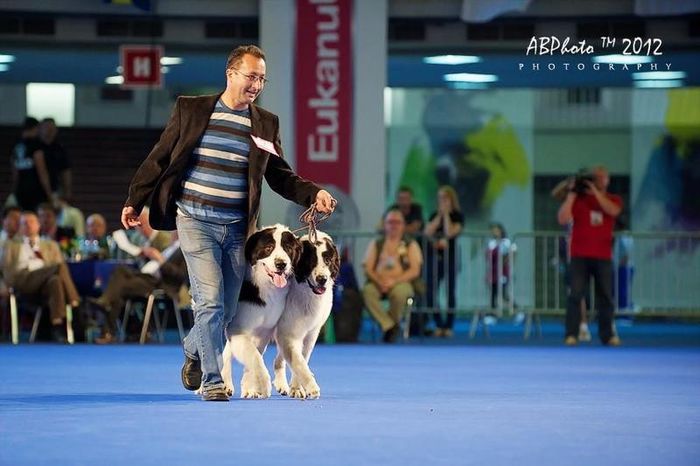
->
xmin=251 ymin=135 xmax=280 ymax=157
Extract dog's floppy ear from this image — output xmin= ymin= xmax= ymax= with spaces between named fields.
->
xmin=245 ymin=228 xmax=272 ymax=264
xmin=323 ymin=238 xmax=341 ymax=280
xmin=281 ymin=231 xmax=302 ymax=267
xmin=295 ymin=240 xmax=316 ymax=283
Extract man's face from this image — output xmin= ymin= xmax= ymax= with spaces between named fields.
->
xmin=40 ymin=121 xmax=57 ymax=143
xmin=37 ymin=207 xmax=56 ymax=233
xmin=226 ymin=54 xmax=266 ymax=108
xmin=396 ymin=191 xmax=412 ymax=210
xmin=384 ymin=212 xmax=405 ymax=237
xmin=86 ymin=216 xmax=107 ymax=239
xmin=593 ymin=168 xmax=609 ymax=191
xmin=3 ymin=210 xmax=20 ymax=236
xmin=20 ymin=214 xmax=41 ymax=237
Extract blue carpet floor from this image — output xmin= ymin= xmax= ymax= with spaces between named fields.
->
xmin=1 ymin=344 xmax=699 ymax=466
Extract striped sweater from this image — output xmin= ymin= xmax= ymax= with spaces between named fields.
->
xmin=176 ymin=99 xmax=250 ymax=223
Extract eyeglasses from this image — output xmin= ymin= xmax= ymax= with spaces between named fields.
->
xmin=230 ymin=68 xmax=268 ymax=85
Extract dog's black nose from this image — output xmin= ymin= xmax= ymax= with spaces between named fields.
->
xmin=316 ymin=275 xmax=327 ymax=287
xmin=275 ymin=259 xmax=287 ymax=271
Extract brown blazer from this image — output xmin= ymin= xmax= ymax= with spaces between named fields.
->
xmin=125 ymin=93 xmax=321 ymax=237
xmin=2 ymin=237 xmax=64 ymax=287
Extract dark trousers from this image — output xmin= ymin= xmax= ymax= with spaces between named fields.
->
xmin=14 ymin=263 xmax=80 ymax=322
xmin=490 ymin=283 xmax=510 ymax=309
xmin=425 ymin=254 xmax=457 ymax=330
xmin=99 ymin=266 xmax=158 ymax=333
xmin=566 ymin=257 xmax=615 ymax=343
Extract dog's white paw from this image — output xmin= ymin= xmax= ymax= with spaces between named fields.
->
xmin=289 ymin=382 xmax=306 ymax=399
xmin=241 ymin=389 xmax=267 ymax=399
xmin=274 ymin=378 xmax=290 ymax=396
xmin=304 ymin=379 xmax=321 ymax=399
xmin=224 ymin=383 xmax=234 ymax=398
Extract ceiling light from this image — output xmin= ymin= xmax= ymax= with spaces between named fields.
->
xmin=633 ymin=79 xmax=684 ymax=88
xmin=632 ymin=71 xmax=686 ymax=80
xmin=161 ymin=66 xmax=169 ymax=74
xmin=444 ymin=73 xmax=498 ymax=83
xmin=160 ymin=56 xmax=183 ymax=65
xmin=105 ymin=75 xmax=124 ymax=85
xmin=0 ymin=55 xmax=15 ymax=63
xmin=0 ymin=64 xmax=9 ymax=72
xmin=423 ymin=55 xmax=482 ymax=65
xmin=592 ymin=54 xmax=653 ymax=65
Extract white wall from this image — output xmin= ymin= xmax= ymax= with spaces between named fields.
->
xmin=258 ymin=0 xmax=296 ymax=227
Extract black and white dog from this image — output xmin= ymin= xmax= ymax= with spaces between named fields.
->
xmin=221 ymin=224 xmax=302 ymax=399
xmin=273 ymin=231 xmax=340 ymax=399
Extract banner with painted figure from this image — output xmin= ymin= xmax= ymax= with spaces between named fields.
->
xmin=631 ymin=88 xmax=700 ymax=311
xmin=387 ymin=88 xmax=534 ymax=308
xmin=387 ymin=88 xmax=533 ymax=233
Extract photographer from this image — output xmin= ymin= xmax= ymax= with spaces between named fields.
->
xmin=557 ymin=165 xmax=622 ymax=346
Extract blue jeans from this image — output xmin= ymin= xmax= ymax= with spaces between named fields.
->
xmin=176 ymin=215 xmax=247 ymax=391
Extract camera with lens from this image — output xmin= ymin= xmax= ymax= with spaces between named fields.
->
xmin=572 ymin=171 xmax=595 ymax=194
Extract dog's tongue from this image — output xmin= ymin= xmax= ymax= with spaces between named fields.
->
xmin=273 ymin=273 xmax=287 ymax=288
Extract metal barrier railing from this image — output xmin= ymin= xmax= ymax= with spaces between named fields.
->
xmin=509 ymin=231 xmax=700 ymax=318
xmin=329 ymin=230 xmax=700 ymax=338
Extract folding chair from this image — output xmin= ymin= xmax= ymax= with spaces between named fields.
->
xmin=8 ymin=288 xmax=74 ymax=344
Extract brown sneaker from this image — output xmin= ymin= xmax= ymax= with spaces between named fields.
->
xmin=181 ymin=354 xmax=202 ymax=391
xmin=606 ymin=336 xmax=622 ymax=347
xmin=202 ymin=387 xmax=229 ymax=402
xmin=564 ymin=336 xmax=578 ymax=346
xmin=94 ymin=332 xmax=116 ymax=344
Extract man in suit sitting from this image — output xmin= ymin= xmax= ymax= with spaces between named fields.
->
xmin=112 ymin=207 xmax=171 ymax=266
xmin=2 ymin=211 xmax=80 ymax=342
xmin=92 ymin=233 xmax=187 ymax=344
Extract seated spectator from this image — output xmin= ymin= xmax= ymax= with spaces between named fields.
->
xmin=78 ymin=213 xmax=112 ymax=260
xmin=38 ymin=203 xmax=75 ymax=256
xmin=1 ymin=212 xmax=80 ymax=342
xmin=57 ymin=197 xmax=85 ymax=237
xmin=386 ymin=186 xmax=424 ymax=237
xmin=0 ymin=206 xmax=22 ymax=300
xmin=111 ymin=207 xmax=171 ymax=266
xmin=362 ymin=209 xmax=423 ymax=343
xmin=92 ymin=233 xmax=187 ymax=344
xmin=0 ymin=207 xmax=21 ymax=243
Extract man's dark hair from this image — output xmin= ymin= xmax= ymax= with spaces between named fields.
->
xmin=23 ymin=117 xmax=39 ymax=131
xmin=226 ymin=45 xmax=266 ymax=70
xmin=397 ymin=186 xmax=413 ymax=195
xmin=2 ymin=206 xmax=20 ymax=219
xmin=41 ymin=117 xmax=56 ymax=125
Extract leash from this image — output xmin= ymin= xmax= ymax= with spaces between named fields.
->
xmin=291 ymin=199 xmax=336 ymax=243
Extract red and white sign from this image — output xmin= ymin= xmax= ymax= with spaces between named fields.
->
xmin=120 ymin=45 xmax=163 ymax=88
xmin=295 ymin=0 xmax=353 ymax=193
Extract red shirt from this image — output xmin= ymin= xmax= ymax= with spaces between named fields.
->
xmin=569 ymin=193 xmax=622 ymax=260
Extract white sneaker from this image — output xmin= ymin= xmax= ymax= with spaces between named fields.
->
xmin=578 ymin=323 xmax=592 ymax=342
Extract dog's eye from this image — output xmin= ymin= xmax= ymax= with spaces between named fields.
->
xmin=264 ymin=245 xmax=274 ymax=254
